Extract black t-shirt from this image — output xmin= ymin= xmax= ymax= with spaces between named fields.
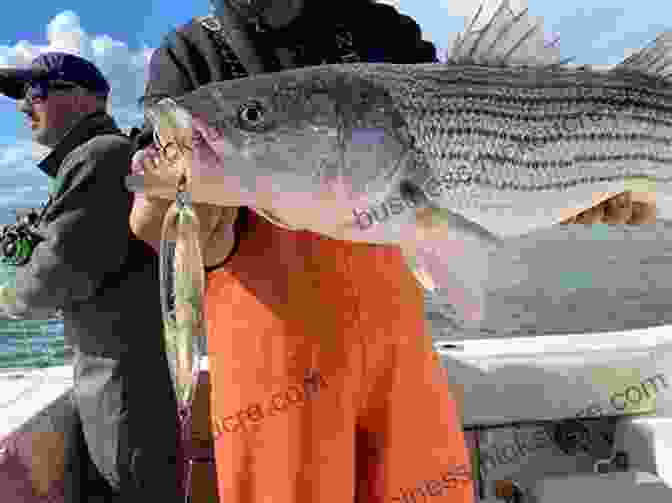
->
xmin=138 ymin=1 xmax=438 ymax=268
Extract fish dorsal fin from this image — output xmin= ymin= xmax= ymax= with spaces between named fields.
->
xmin=447 ymin=0 xmax=573 ymax=69
xmin=449 ymin=0 xmax=672 ymax=83
xmin=611 ymin=31 xmax=672 ymax=82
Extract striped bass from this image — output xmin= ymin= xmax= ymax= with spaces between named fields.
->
xmin=129 ymin=0 xmax=672 ymax=325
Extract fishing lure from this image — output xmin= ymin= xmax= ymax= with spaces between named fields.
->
xmin=150 ymin=106 xmax=208 ymax=412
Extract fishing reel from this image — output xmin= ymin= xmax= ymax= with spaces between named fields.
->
xmin=0 ymin=210 xmax=44 ymax=266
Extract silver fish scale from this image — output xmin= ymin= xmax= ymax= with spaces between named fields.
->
xmin=345 ymin=64 xmax=672 ymax=194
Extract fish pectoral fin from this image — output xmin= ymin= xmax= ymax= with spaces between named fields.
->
xmin=447 ymin=0 xmax=571 ymax=68
xmin=401 ymin=242 xmax=489 ymax=326
xmin=401 ymin=207 xmax=501 ymax=325
xmin=611 ymin=31 xmax=672 ymax=82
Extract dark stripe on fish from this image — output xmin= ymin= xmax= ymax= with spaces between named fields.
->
xmin=451 ymin=173 xmax=669 ymax=192
xmin=434 ymin=151 xmax=672 ymax=170
xmin=408 ymin=107 xmax=672 ymax=128
xmin=396 ymin=90 xmax=672 ymax=112
xmin=416 ymin=129 xmax=672 ymax=147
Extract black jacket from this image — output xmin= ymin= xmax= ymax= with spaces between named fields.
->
xmin=11 ymin=112 xmax=163 ymax=357
xmin=138 ymin=1 xmax=437 ymax=139
xmin=144 ymin=2 xmax=436 ymax=99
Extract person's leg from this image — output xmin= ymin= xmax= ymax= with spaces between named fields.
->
xmin=346 ymin=244 xmax=474 ymax=503
xmin=65 ymin=352 xmax=120 ymax=503
xmin=72 ymin=349 xmax=182 ymax=503
xmin=203 ymin=223 xmax=363 ymax=503
xmin=120 ymin=347 xmax=183 ymax=503
xmin=62 ymin=402 xmax=85 ymax=503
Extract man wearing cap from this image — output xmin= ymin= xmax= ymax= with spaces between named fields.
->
xmin=0 ymin=53 xmax=182 ymax=502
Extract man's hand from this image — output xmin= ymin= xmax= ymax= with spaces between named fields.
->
xmin=561 ymin=191 xmax=657 ymax=225
xmin=0 ymin=283 xmax=24 ymax=320
xmin=126 ymin=144 xmax=182 ymax=202
xmin=129 ymin=144 xmax=238 ymax=267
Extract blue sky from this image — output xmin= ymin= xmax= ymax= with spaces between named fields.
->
xmin=0 ymin=0 xmax=670 ymax=200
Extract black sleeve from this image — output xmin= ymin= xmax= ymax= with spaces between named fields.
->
xmin=144 ymin=31 xmax=201 ymax=107
xmin=144 ymin=21 xmax=236 ymax=107
xmin=138 ymin=21 xmax=237 ymax=142
xmin=9 ymin=136 xmax=133 ymax=316
xmin=363 ymin=3 xmax=438 ymax=63
xmin=137 ymin=29 xmax=204 ymax=139
xmin=396 ymin=12 xmax=438 ymax=63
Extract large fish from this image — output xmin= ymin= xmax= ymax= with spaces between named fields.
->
xmin=129 ymin=0 xmax=672 ymax=325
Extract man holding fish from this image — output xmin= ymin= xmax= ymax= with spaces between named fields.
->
xmin=129 ymin=0 xmax=474 ymax=502
xmin=129 ymin=0 xmax=665 ymax=501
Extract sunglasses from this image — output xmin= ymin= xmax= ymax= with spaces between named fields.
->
xmin=23 ymin=81 xmax=79 ymax=103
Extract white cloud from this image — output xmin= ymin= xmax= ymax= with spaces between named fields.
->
xmin=0 ymin=10 xmax=154 ymax=130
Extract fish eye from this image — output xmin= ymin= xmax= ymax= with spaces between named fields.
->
xmin=238 ymin=100 xmax=267 ymax=131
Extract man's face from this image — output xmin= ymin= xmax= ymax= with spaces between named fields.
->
xmin=17 ymin=81 xmax=82 ymax=147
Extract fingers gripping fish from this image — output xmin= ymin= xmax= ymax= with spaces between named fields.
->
xmin=133 ymin=0 xmax=672 ymax=325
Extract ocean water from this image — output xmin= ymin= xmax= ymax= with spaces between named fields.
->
xmin=428 ymin=221 xmax=672 ymax=340
xmin=0 ymin=316 xmax=66 ymax=369
xmin=0 ymin=259 xmax=67 ymax=370
xmin=0 ymin=163 xmax=67 ymax=370
xmin=0 ymin=263 xmax=67 ymax=369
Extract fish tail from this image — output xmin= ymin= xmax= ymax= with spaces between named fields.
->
xmin=400 ymin=206 xmax=501 ymax=325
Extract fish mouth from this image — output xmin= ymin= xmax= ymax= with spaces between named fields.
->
xmin=150 ymin=98 xmax=244 ymax=163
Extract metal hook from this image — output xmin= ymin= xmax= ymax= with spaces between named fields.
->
xmin=176 ymin=173 xmax=190 ymax=209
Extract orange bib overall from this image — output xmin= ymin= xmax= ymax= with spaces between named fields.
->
xmin=204 ymin=210 xmax=473 ymax=503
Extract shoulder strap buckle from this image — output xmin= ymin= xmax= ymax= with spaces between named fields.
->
xmin=198 ymin=15 xmax=222 ymax=33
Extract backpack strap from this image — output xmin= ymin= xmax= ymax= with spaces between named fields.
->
xmin=198 ymin=13 xmax=309 ymax=232
xmin=197 ymin=13 xmax=264 ymax=76
xmin=198 ymin=12 xmax=366 ymax=72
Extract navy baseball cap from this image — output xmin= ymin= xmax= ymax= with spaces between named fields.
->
xmin=0 ymin=52 xmax=110 ymax=100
